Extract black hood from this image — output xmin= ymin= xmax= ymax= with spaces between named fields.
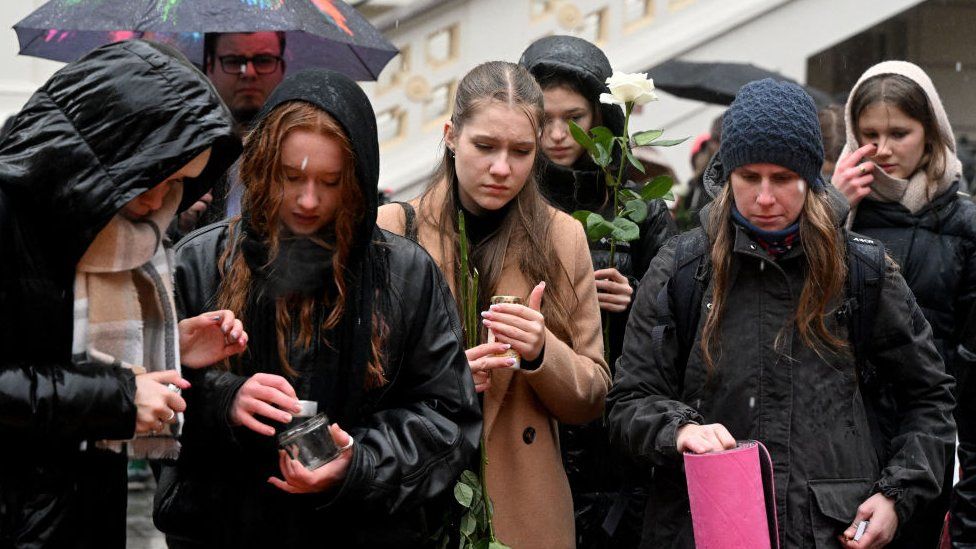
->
xmin=0 ymin=40 xmax=240 ymax=261
xmin=519 ymin=35 xmax=624 ymax=137
xmin=520 ymin=36 xmax=624 ymax=212
xmin=256 ymin=69 xmax=379 ymax=250
xmin=699 ymin=153 xmax=850 ymax=232
xmin=250 ymin=69 xmax=387 ymax=419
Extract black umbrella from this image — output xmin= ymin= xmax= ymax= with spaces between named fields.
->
xmin=14 ymin=0 xmax=398 ymax=81
xmin=648 ymin=60 xmax=835 ymax=108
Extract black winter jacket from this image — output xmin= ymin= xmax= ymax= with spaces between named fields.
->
xmin=853 ymin=185 xmax=976 ymax=370
xmin=852 ymin=185 xmax=976 ymax=546
xmin=608 ymin=174 xmax=956 ymax=548
xmin=155 ymin=223 xmax=481 ymax=547
xmin=154 ymin=70 xmax=480 ymax=547
xmin=0 ymin=41 xmax=238 ymax=549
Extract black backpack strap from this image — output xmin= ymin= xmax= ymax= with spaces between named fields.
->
xmin=844 ymin=232 xmax=886 ymax=388
xmin=667 ymin=230 xmax=711 ymax=369
xmin=394 ymin=201 xmax=418 ymax=243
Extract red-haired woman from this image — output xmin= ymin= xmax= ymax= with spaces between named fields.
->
xmin=155 ymin=69 xmax=480 ymax=547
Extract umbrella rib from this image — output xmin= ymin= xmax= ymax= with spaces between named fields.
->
xmin=345 ymin=41 xmax=377 ymax=80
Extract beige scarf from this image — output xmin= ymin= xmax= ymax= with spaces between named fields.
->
xmin=72 ymin=184 xmax=184 ymax=459
xmin=839 ymin=61 xmax=963 ymax=228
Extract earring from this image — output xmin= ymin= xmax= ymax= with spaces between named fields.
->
xmin=448 ymin=148 xmax=456 ymax=158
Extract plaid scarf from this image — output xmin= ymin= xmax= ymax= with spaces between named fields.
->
xmin=72 ymin=185 xmax=183 ymax=459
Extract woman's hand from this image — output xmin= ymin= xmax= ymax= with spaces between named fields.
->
xmin=176 ymin=191 xmax=212 ymax=234
xmin=179 ymin=310 xmax=248 ymax=369
xmin=134 ymin=370 xmax=189 ymax=435
xmin=268 ymin=424 xmax=353 ymax=494
xmin=832 ymin=144 xmax=877 ymax=208
xmin=676 ymin=423 xmax=736 ymax=454
xmin=839 ymin=493 xmax=898 ymax=548
xmin=481 ymin=282 xmax=547 ymax=362
xmin=465 ymin=342 xmax=517 ymax=393
xmin=594 ymin=268 xmax=634 ymax=313
xmin=230 ymin=373 xmax=301 ymax=436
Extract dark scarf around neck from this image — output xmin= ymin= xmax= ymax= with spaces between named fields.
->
xmin=236 ymin=218 xmax=388 ymax=423
xmin=731 ymin=205 xmax=801 ymax=258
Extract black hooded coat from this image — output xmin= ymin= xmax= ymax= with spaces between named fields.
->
xmin=608 ymin=158 xmax=956 ymax=548
xmin=154 ymin=70 xmax=481 ymax=547
xmin=519 ymin=35 xmax=675 ymax=547
xmin=852 ymin=183 xmax=976 ymax=547
xmin=519 ymin=39 xmax=676 ymax=347
xmin=0 ymin=40 xmax=240 ymax=548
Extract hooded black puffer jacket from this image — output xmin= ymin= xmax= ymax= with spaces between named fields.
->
xmin=0 ymin=40 xmax=239 ymax=548
xmin=852 ymin=184 xmax=976 ymax=371
xmin=608 ymin=159 xmax=956 ymax=548
xmin=154 ymin=70 xmax=481 ymax=548
xmin=853 ymin=184 xmax=976 ymax=547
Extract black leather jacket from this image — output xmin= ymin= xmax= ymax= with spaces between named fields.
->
xmin=155 ymin=222 xmax=481 ymax=547
xmin=0 ymin=41 xmax=238 ymax=549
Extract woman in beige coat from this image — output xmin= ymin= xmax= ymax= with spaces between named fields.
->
xmin=377 ymin=61 xmax=609 ymax=548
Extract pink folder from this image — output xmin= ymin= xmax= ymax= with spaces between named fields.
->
xmin=683 ymin=440 xmax=779 ymax=549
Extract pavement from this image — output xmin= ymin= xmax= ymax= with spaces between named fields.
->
xmin=127 ymin=478 xmax=167 ymax=549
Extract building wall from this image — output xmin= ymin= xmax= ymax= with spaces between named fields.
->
xmin=0 ymin=2 xmax=63 ymax=119
xmin=6 ymin=0 xmax=964 ymax=200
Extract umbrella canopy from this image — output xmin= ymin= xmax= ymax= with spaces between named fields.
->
xmin=648 ymin=60 xmax=836 ymax=108
xmin=14 ymin=0 xmax=398 ymax=81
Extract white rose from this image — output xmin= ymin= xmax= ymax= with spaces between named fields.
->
xmin=600 ymin=72 xmax=658 ymax=107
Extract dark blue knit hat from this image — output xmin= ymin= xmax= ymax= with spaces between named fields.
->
xmin=719 ymin=78 xmax=825 ymax=190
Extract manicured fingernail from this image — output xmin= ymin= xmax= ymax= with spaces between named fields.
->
xmin=489 ymin=304 xmax=499 ymax=310
xmin=482 ymin=319 xmax=492 ymax=327
xmin=507 ymin=358 xmax=516 ymax=365
xmin=211 ymin=315 xmax=222 ymax=322
xmin=283 ymin=414 xmax=292 ymax=423
xmin=503 ymin=343 xmax=511 ymax=349
xmin=481 ymin=311 xmax=491 ymax=318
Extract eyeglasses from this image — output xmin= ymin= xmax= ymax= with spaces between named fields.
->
xmin=217 ymin=54 xmax=282 ymax=75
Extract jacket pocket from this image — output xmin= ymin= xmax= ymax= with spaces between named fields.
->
xmin=807 ymin=478 xmax=874 ymax=548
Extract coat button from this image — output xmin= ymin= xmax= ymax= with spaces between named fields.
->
xmin=522 ymin=427 xmax=536 ymax=444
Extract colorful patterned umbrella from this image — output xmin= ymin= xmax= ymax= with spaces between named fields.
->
xmin=14 ymin=0 xmax=398 ymax=81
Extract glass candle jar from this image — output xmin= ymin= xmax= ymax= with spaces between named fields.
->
xmin=488 ymin=295 xmax=522 ymax=369
xmin=277 ymin=412 xmax=340 ymax=470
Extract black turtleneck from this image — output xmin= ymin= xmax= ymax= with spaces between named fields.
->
xmin=458 ymin=195 xmax=545 ymax=370
xmin=456 ymin=181 xmax=511 ymax=245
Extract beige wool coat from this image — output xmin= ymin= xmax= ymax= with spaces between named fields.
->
xmin=377 ymin=186 xmax=609 ymax=549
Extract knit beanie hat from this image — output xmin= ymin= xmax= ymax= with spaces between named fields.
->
xmin=719 ymin=78 xmax=825 ymax=190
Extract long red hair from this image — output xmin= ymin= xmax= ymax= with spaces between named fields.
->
xmin=216 ymin=101 xmax=386 ymax=387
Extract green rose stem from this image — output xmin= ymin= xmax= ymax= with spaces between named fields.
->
xmin=569 ymin=76 xmax=685 ymax=366
xmin=456 ymin=211 xmax=506 ymax=548
xmin=608 ymin=102 xmax=633 ymax=269
xmin=586 ymin=102 xmax=634 ymax=362
xmin=480 ymin=440 xmax=495 ymax=541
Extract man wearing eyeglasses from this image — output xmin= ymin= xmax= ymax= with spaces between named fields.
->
xmin=169 ymin=32 xmax=286 ymax=238
xmin=204 ymin=32 xmax=286 ymax=131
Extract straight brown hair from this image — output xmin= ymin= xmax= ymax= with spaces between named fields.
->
xmin=419 ymin=61 xmax=578 ymax=344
